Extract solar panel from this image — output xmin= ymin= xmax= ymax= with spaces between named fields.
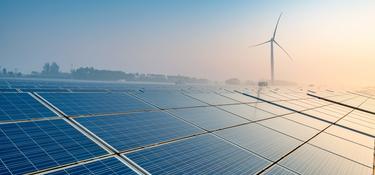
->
xmin=358 ymin=98 xmax=375 ymax=112
xmin=0 ymin=119 xmax=107 ymax=175
xmin=0 ymin=89 xmax=17 ymax=92
xmin=0 ymin=93 xmax=57 ymax=121
xmin=0 ymin=79 xmax=373 ymax=174
xmin=325 ymin=125 xmax=373 ymax=148
xmin=273 ymin=101 xmax=307 ymax=111
xmin=38 ymin=92 xmax=153 ymax=116
xmin=183 ymin=92 xmax=239 ymax=105
xmin=126 ymin=134 xmax=270 ymax=174
xmin=215 ymin=123 xmax=302 ymax=161
xmin=263 ymin=165 xmax=298 ymax=175
xmin=337 ymin=110 xmax=375 ymax=135
xmin=20 ymin=88 xmax=70 ymax=93
xmin=134 ymin=90 xmax=207 ymax=109
xmin=169 ymin=106 xmax=248 ymax=130
xmin=218 ymin=104 xmax=275 ymax=121
xmin=278 ymin=144 xmax=372 ymax=175
xmin=47 ymin=157 xmax=137 ymax=175
xmin=259 ymin=116 xmax=320 ymax=141
xmin=218 ymin=91 xmax=258 ymax=103
xmin=309 ymin=132 xmax=373 ymax=167
xmin=75 ymin=112 xmax=203 ymax=151
xmin=251 ymin=102 xmax=292 ymax=115
xmin=283 ymin=113 xmax=330 ymax=130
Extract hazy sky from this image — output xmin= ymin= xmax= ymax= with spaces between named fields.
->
xmin=1 ymin=0 xmax=374 ymax=87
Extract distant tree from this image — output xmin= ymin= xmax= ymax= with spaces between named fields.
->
xmin=42 ymin=62 xmax=60 ymax=75
xmin=2 ymin=68 xmax=6 ymax=75
xmin=42 ymin=63 xmax=50 ymax=74
xmin=50 ymin=62 xmax=60 ymax=74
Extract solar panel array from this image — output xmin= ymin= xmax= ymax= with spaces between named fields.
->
xmin=0 ymin=78 xmax=374 ymax=175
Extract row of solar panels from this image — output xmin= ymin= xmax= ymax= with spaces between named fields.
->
xmin=0 ymin=78 xmax=193 ymax=92
xmin=0 ymin=84 xmax=374 ymax=175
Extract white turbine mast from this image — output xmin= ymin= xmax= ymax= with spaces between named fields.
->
xmin=250 ymin=13 xmax=293 ymax=83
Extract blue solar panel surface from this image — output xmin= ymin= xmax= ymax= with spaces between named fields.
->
xmin=39 ymin=92 xmax=153 ymax=116
xmin=126 ymin=134 xmax=270 ymax=174
xmin=0 ymin=78 xmax=373 ymax=175
xmin=0 ymin=93 xmax=57 ymax=121
xmin=47 ymin=157 xmax=137 ymax=175
xmin=0 ymin=119 xmax=107 ymax=175
xmin=134 ymin=90 xmax=207 ymax=109
xmin=169 ymin=106 xmax=248 ymax=130
xmin=75 ymin=112 xmax=203 ymax=151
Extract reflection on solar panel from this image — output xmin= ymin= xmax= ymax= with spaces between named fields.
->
xmin=134 ymin=90 xmax=207 ymax=109
xmin=263 ymin=165 xmax=297 ymax=175
xmin=0 ymin=119 xmax=107 ymax=175
xmin=218 ymin=104 xmax=275 ymax=121
xmin=279 ymin=144 xmax=372 ymax=175
xmin=39 ymin=92 xmax=153 ymax=116
xmin=259 ymin=116 xmax=320 ymax=140
xmin=183 ymin=92 xmax=239 ymax=105
xmin=75 ymin=112 xmax=203 ymax=151
xmin=0 ymin=93 xmax=57 ymax=121
xmin=126 ymin=134 xmax=270 ymax=174
xmin=216 ymin=123 xmax=302 ymax=161
xmin=47 ymin=157 xmax=137 ymax=175
xmin=169 ymin=106 xmax=248 ymax=130
xmin=218 ymin=91 xmax=258 ymax=103
xmin=0 ymin=78 xmax=374 ymax=174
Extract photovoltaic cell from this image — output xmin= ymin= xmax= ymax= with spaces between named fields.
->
xmin=39 ymin=92 xmax=153 ymax=116
xmin=325 ymin=125 xmax=373 ymax=148
xmin=47 ymin=157 xmax=137 ymax=175
xmin=75 ymin=112 xmax=203 ymax=151
xmin=0 ymin=93 xmax=57 ymax=121
xmin=283 ymin=113 xmax=329 ymax=130
xmin=308 ymin=132 xmax=373 ymax=167
xmin=216 ymin=123 xmax=302 ymax=161
xmin=0 ymin=89 xmax=17 ymax=93
xmin=259 ymin=117 xmax=320 ymax=141
xmin=126 ymin=134 xmax=270 ymax=175
xmin=21 ymin=88 xmax=70 ymax=93
xmin=218 ymin=104 xmax=275 ymax=121
xmin=279 ymin=144 xmax=372 ymax=175
xmin=169 ymin=106 xmax=248 ymax=130
xmin=263 ymin=165 xmax=298 ymax=175
xmin=134 ymin=90 xmax=207 ymax=109
xmin=218 ymin=91 xmax=258 ymax=103
xmin=184 ymin=92 xmax=239 ymax=105
xmin=0 ymin=119 xmax=107 ymax=175
xmin=252 ymin=102 xmax=292 ymax=115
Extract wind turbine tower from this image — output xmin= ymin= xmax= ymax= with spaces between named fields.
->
xmin=251 ymin=13 xmax=293 ymax=83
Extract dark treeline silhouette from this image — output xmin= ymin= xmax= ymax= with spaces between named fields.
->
xmin=0 ymin=67 xmax=22 ymax=77
xmin=2 ymin=62 xmax=209 ymax=84
xmin=71 ymin=67 xmax=127 ymax=81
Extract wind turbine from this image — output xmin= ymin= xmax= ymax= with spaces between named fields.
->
xmin=250 ymin=13 xmax=293 ymax=83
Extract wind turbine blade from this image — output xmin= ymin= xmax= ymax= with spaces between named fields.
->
xmin=272 ymin=13 xmax=283 ymax=39
xmin=249 ymin=40 xmax=271 ymax=48
xmin=274 ymin=40 xmax=293 ymax=61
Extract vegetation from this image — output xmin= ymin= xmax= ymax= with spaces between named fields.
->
xmin=0 ymin=62 xmax=209 ymax=84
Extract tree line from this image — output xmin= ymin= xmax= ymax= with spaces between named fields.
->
xmin=2 ymin=62 xmax=209 ymax=84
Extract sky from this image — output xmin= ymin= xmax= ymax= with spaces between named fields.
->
xmin=1 ymin=0 xmax=375 ymax=87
